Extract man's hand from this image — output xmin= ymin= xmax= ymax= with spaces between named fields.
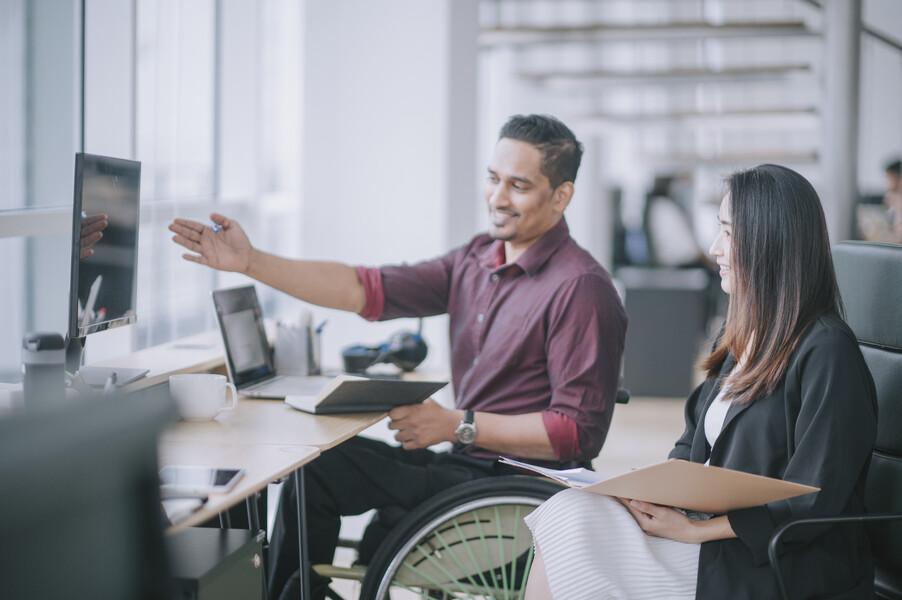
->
xmin=79 ymin=213 xmax=108 ymax=259
xmin=618 ymin=498 xmax=700 ymax=544
xmin=169 ymin=212 xmax=253 ymax=272
xmin=388 ymin=399 xmax=462 ymax=450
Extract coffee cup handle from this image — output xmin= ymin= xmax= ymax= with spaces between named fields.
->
xmin=223 ymin=382 xmax=238 ymax=411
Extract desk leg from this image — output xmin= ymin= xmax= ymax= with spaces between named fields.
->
xmin=246 ymin=497 xmax=255 ymax=530
xmin=249 ymin=494 xmax=268 ymax=600
xmin=293 ymin=468 xmax=311 ymax=600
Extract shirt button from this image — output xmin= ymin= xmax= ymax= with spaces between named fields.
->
xmin=490 ymin=274 xmax=499 ymax=283
xmin=473 ymin=357 xmax=480 ymax=366
xmin=476 ymin=313 xmax=485 ymax=323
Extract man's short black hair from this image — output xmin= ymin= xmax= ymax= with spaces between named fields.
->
xmin=886 ymin=158 xmax=901 ymax=177
xmin=498 ymin=114 xmax=584 ymax=188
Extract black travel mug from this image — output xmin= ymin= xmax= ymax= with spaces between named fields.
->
xmin=22 ymin=332 xmax=66 ymax=411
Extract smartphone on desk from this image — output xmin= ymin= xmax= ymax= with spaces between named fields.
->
xmin=159 ymin=466 xmax=244 ymax=496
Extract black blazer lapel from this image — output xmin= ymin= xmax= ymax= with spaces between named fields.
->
xmin=709 ymin=356 xmax=756 ymax=462
xmin=691 ymin=354 xmax=738 ymax=462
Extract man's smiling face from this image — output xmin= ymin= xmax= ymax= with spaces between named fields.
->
xmin=484 ymin=138 xmax=562 ymax=250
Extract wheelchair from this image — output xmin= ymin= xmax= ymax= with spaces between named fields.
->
xmin=314 ymin=389 xmax=631 ymax=600
xmin=315 ymin=475 xmax=561 ymax=599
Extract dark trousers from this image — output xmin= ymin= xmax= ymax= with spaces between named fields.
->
xmin=267 ymin=436 xmax=496 ymax=600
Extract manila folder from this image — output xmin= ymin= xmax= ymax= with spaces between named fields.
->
xmin=500 ymin=458 xmax=819 ymax=514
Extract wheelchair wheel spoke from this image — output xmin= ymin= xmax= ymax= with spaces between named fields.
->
xmin=432 ymin=521 xmax=487 ymax=593
xmin=508 ymin=505 xmax=522 ymax=599
xmin=405 ymin=538 xmax=477 ymax=595
xmin=451 ymin=518 xmax=495 ymax=593
xmin=471 ymin=505 xmax=492 ymax=588
xmin=396 ymin=558 xmax=456 ymax=598
xmin=517 ymin=545 xmax=535 ymax=600
xmin=369 ymin=482 xmax=557 ymax=600
xmin=494 ymin=505 xmax=510 ymax=598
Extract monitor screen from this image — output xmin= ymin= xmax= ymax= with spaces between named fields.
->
xmin=68 ymin=153 xmax=141 ymax=338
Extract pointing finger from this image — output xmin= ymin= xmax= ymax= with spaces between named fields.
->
xmin=169 ymin=223 xmax=203 ymax=242
xmin=182 ymin=253 xmax=208 ymax=266
xmin=172 ymin=234 xmax=202 ymax=253
xmin=172 ymin=218 xmax=206 ymax=234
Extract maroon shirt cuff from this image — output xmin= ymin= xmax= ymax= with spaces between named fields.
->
xmin=355 ymin=266 xmax=385 ymax=321
xmin=541 ymin=410 xmax=580 ymax=462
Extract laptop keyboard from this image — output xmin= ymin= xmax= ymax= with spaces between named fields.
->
xmin=248 ymin=375 xmax=331 ymax=397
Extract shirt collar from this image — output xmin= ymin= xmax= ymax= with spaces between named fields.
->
xmin=478 ymin=217 xmax=571 ymax=276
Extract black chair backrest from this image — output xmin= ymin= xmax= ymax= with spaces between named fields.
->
xmin=0 ymin=389 xmax=175 ymax=600
xmin=833 ymin=241 xmax=902 ymax=596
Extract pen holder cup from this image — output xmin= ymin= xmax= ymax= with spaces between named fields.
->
xmin=275 ymin=322 xmax=320 ymax=376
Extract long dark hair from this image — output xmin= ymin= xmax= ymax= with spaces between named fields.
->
xmin=701 ymin=164 xmax=843 ymax=403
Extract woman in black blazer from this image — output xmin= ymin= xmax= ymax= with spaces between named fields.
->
xmin=524 ymin=164 xmax=878 ymax=599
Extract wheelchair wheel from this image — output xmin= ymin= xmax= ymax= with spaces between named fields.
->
xmin=360 ymin=475 xmax=561 ymax=599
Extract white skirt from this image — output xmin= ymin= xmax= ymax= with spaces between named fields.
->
xmin=524 ymin=489 xmax=700 ymax=600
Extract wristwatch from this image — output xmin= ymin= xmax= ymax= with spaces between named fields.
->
xmin=454 ymin=410 xmax=477 ymax=447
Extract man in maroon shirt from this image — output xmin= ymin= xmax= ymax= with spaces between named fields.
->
xmin=170 ymin=114 xmax=627 ymax=600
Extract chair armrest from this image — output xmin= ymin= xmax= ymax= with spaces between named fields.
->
xmin=768 ymin=512 xmax=902 ymax=600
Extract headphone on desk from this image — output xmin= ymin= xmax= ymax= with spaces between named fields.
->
xmin=341 ymin=320 xmax=428 ymax=374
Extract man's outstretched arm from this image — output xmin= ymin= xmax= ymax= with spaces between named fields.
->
xmin=245 ymin=250 xmax=365 ymax=313
xmin=169 ymin=213 xmax=365 ymax=313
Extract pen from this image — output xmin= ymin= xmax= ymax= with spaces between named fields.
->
xmin=315 ymin=320 xmax=328 ymax=334
xmin=103 ymin=372 xmax=118 ymax=394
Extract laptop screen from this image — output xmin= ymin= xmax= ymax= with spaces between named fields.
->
xmin=212 ymin=285 xmax=274 ymax=388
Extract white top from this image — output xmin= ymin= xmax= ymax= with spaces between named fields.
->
xmin=703 ymin=386 xmax=731 ymax=465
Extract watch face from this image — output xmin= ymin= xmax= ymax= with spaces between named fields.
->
xmin=457 ymin=424 xmax=476 ymax=445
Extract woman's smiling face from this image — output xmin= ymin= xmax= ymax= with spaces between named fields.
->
xmin=709 ymin=194 xmax=733 ymax=295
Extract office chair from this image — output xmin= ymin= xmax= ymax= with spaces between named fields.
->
xmin=0 ymin=388 xmax=176 ymax=600
xmin=314 ymin=389 xmax=630 ymax=599
xmin=768 ymin=241 xmax=902 ymax=599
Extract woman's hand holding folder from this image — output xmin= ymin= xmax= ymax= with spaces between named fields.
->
xmin=616 ymin=498 xmax=737 ymax=544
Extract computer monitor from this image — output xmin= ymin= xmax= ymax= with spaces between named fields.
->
xmin=66 ymin=153 xmax=142 ymax=377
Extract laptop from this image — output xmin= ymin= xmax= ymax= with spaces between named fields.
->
xmin=212 ymin=285 xmax=331 ymax=398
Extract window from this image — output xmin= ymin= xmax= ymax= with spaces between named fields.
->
xmin=135 ymin=0 xmax=303 ymax=348
xmin=0 ymin=0 xmax=303 ymax=381
xmin=0 ymin=0 xmax=80 ymax=381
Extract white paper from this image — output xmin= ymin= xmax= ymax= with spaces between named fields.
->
xmin=499 ymin=457 xmax=606 ymax=487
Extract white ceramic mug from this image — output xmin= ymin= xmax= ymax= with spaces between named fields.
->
xmin=169 ymin=373 xmax=237 ymax=421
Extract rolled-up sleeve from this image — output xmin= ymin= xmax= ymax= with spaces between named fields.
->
xmin=541 ymin=410 xmax=581 ymax=462
xmin=543 ymin=273 xmax=627 ymax=461
xmin=355 ymin=266 xmax=385 ymax=321
xmin=356 ymin=248 xmax=460 ymax=321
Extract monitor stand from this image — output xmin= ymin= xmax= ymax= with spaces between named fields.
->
xmin=65 ymin=336 xmax=149 ymax=388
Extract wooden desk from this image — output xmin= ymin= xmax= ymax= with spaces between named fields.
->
xmin=162 ymin=397 xmax=386 ymax=450
xmin=90 ymin=330 xmax=407 ymax=600
xmin=160 ymin=442 xmax=320 ymax=533
xmin=95 ymin=329 xmax=226 ymax=392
